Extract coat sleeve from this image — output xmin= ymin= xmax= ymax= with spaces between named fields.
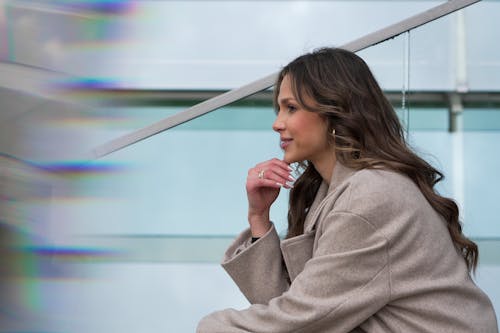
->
xmin=221 ymin=224 xmax=291 ymax=304
xmin=197 ymin=212 xmax=391 ymax=333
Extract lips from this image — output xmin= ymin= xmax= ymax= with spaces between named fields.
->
xmin=280 ymin=138 xmax=293 ymax=149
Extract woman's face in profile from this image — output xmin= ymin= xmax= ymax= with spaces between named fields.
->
xmin=273 ymin=75 xmax=331 ymax=165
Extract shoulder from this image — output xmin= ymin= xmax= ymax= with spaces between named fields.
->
xmin=331 ymin=167 xmax=431 ymax=223
xmin=351 ymin=168 xmax=419 ymax=196
xmin=342 ymin=167 xmax=422 ymax=200
xmin=318 ymin=167 xmax=447 ymax=258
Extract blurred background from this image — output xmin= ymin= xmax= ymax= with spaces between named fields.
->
xmin=0 ymin=0 xmax=499 ymax=331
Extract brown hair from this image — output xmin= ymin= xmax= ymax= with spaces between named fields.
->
xmin=274 ymin=47 xmax=478 ymax=272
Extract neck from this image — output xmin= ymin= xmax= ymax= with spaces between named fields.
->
xmin=311 ymin=152 xmax=336 ymax=184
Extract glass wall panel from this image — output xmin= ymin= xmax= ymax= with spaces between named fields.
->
xmin=2 ymin=1 xmax=499 ymax=332
xmin=466 ymin=1 xmax=500 ymax=90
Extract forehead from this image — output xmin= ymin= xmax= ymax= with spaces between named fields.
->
xmin=278 ymin=75 xmax=295 ymax=101
xmin=278 ymin=74 xmax=317 ymax=108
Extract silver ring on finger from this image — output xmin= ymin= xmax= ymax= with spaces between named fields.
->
xmin=258 ymin=169 xmax=265 ymax=179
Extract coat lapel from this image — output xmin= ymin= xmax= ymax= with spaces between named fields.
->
xmin=303 ymin=162 xmax=356 ymax=233
xmin=281 ymin=162 xmax=356 ymax=281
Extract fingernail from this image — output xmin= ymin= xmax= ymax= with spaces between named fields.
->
xmin=276 ymin=182 xmax=284 ymax=187
xmin=288 ymin=174 xmax=296 ymax=181
xmin=286 ymin=181 xmax=294 ymax=189
xmin=288 ymin=165 xmax=294 ymax=171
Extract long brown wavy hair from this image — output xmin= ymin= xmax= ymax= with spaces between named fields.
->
xmin=274 ymin=47 xmax=478 ymax=272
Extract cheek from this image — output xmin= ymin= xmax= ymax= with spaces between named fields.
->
xmin=304 ymin=120 xmax=328 ymax=138
xmin=289 ymin=113 xmax=328 ymax=142
xmin=313 ymin=132 xmax=329 ymax=148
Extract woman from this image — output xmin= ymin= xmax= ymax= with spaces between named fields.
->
xmin=197 ymin=48 xmax=498 ymax=332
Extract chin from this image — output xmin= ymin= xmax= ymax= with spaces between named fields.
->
xmin=283 ymin=153 xmax=301 ymax=164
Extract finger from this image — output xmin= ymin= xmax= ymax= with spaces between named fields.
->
xmin=268 ymin=163 xmax=296 ymax=182
xmin=257 ymin=178 xmax=287 ymax=189
xmin=247 ymin=167 xmax=292 ymax=188
xmin=248 ymin=159 xmax=296 ymax=189
xmin=267 ymin=158 xmax=293 ymax=173
xmin=254 ymin=162 xmax=295 ymax=185
xmin=253 ymin=160 xmax=292 ymax=179
xmin=258 ymin=168 xmax=294 ymax=188
xmin=254 ymin=158 xmax=290 ymax=172
xmin=257 ymin=172 xmax=293 ymax=189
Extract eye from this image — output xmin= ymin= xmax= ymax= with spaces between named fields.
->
xmin=287 ymin=104 xmax=298 ymax=113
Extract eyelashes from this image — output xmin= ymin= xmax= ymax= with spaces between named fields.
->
xmin=276 ymin=104 xmax=298 ymax=114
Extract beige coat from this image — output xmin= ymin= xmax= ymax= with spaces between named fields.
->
xmin=197 ymin=164 xmax=498 ymax=333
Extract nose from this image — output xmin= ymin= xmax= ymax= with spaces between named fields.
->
xmin=272 ymin=113 xmax=285 ymax=132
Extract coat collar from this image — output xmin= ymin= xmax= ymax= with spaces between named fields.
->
xmin=327 ymin=162 xmax=356 ymax=195
xmin=303 ymin=162 xmax=355 ymax=232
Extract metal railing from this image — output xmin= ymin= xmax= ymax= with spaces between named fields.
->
xmin=92 ymin=0 xmax=481 ymax=158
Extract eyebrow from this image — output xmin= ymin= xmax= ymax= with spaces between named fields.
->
xmin=278 ymin=97 xmax=297 ymax=105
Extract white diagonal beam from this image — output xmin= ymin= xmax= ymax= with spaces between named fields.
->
xmin=93 ymin=0 xmax=481 ymax=158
